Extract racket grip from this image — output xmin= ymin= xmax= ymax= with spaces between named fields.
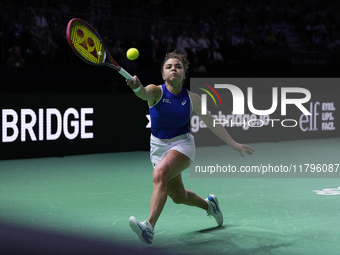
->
xmin=118 ymin=68 xmax=134 ymax=80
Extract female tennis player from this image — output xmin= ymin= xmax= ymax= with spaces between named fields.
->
xmin=126 ymin=51 xmax=254 ymax=244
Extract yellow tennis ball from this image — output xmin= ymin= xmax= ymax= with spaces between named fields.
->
xmin=126 ymin=48 xmax=139 ymax=60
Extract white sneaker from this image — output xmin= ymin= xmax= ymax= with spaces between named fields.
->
xmin=205 ymin=194 xmax=223 ymax=226
xmin=128 ymin=216 xmax=154 ymax=244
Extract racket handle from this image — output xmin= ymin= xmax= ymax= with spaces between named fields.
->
xmin=118 ymin=67 xmax=134 ymax=80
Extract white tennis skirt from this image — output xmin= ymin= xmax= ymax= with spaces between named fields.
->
xmin=150 ymin=133 xmax=195 ymax=168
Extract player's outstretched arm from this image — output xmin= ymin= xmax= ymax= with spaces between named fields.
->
xmin=126 ymin=76 xmax=161 ymax=104
xmin=190 ymin=92 xmax=254 ymax=157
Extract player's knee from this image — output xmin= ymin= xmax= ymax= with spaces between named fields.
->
xmin=152 ymin=168 xmax=168 ymax=184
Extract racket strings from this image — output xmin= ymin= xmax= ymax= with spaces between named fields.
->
xmin=70 ymin=21 xmax=105 ymax=64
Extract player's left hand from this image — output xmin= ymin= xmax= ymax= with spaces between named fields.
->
xmin=232 ymin=143 xmax=254 ymax=157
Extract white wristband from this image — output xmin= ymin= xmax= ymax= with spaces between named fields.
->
xmin=132 ymin=85 xmax=141 ymax=92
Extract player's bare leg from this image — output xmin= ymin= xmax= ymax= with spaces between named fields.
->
xmin=147 ymin=150 xmax=192 ymax=228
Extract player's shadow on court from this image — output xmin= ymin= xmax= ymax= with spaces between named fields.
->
xmin=178 ymin=225 xmax=292 ymax=255
xmin=197 ymin=224 xmax=232 ymax=233
xmin=177 ymin=225 xmax=236 ymax=245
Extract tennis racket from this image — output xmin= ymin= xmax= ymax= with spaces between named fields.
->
xmin=66 ymin=18 xmax=133 ymax=80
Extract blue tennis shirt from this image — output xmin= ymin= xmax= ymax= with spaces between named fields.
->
xmin=149 ymin=84 xmax=191 ymax=139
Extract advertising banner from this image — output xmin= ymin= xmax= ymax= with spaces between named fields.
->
xmin=1 ymin=93 xmax=151 ymax=159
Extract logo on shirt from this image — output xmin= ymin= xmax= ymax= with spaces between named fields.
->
xmin=163 ymin=98 xmax=171 ymax=104
xmin=182 ymin=100 xmax=186 ymax=105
